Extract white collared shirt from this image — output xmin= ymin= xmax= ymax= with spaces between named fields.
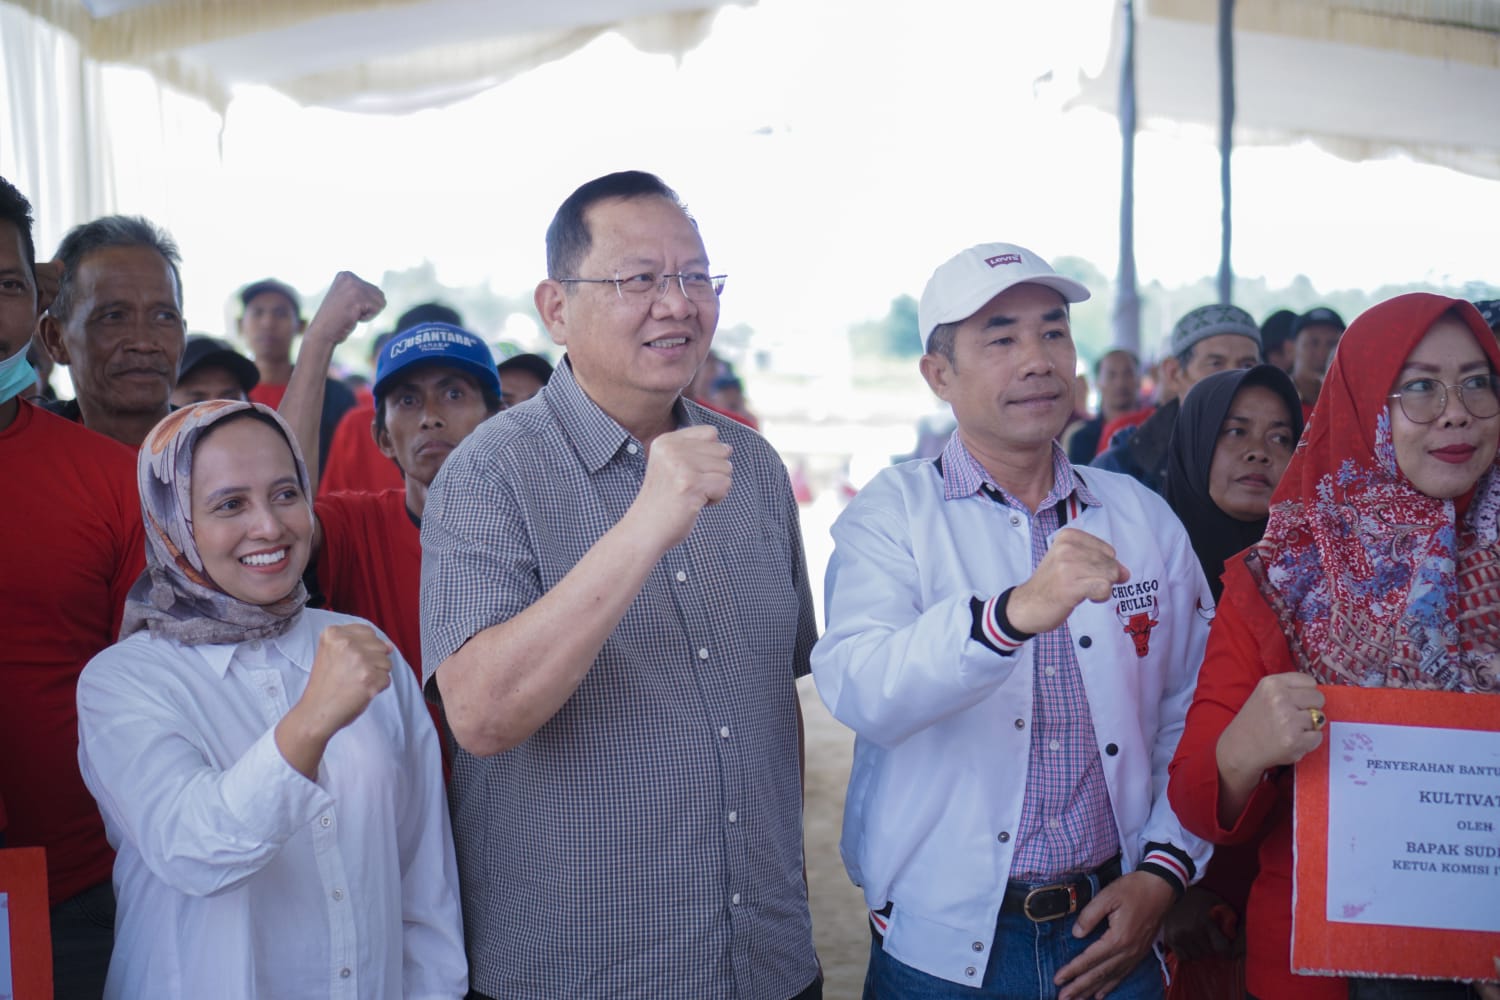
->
xmin=77 ymin=608 xmax=467 ymax=1000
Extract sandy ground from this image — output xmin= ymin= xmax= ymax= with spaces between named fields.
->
xmin=799 ymin=674 xmax=868 ymax=1000
xmin=796 ymin=491 xmax=871 ymax=1000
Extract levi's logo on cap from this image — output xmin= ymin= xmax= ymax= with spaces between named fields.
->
xmin=984 ymin=253 xmax=1023 ymax=267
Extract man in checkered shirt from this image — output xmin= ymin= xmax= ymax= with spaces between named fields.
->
xmin=812 ymin=243 xmax=1213 ymax=1000
xmin=420 ymin=171 xmax=820 ymax=1000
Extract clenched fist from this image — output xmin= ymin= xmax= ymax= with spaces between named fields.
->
xmin=628 ymin=425 xmax=732 ymax=552
xmin=297 ymin=623 xmax=395 ymax=739
xmin=303 ymin=271 xmax=386 ymax=349
xmin=1217 ymin=671 xmax=1326 ymax=780
xmin=1007 ymin=527 xmax=1130 ymax=635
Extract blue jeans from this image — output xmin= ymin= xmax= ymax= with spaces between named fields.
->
xmin=863 ymin=908 xmax=1164 ymax=1000
xmin=51 ymin=879 xmax=115 ymax=1000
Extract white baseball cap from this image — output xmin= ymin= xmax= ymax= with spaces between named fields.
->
xmin=917 ymin=242 xmax=1091 ymax=349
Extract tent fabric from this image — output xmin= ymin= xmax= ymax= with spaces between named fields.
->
xmin=1074 ymin=0 xmax=1500 ymax=181
xmin=8 ymin=0 xmax=749 ymax=113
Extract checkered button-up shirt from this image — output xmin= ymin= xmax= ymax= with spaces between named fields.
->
xmin=420 ymin=359 xmax=819 ymax=1000
xmin=946 ymin=435 xmax=1121 ymax=879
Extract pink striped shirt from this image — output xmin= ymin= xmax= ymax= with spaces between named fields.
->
xmin=943 ymin=434 xmax=1120 ymax=879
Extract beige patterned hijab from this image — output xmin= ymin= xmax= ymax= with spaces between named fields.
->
xmin=122 ymin=400 xmax=310 ymax=645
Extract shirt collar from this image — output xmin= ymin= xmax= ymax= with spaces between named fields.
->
xmin=192 ymin=612 xmax=316 ymax=678
xmin=544 ymin=356 xmax=695 ymax=473
xmin=939 ymin=431 xmax=1101 ymax=512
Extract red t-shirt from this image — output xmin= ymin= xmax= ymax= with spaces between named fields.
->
xmin=247 ymin=382 xmax=287 ymax=408
xmin=1 ymin=400 xmax=145 ymax=903
xmin=318 ymin=402 xmax=403 ymax=499
xmin=1094 ymin=404 xmax=1155 ymax=456
xmin=314 ymin=489 xmax=447 ymax=771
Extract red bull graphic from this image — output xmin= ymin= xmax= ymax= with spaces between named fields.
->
xmin=1115 ymin=592 xmax=1159 ymax=657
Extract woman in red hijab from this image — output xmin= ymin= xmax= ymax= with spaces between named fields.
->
xmin=1168 ymin=293 xmax=1500 ymax=1000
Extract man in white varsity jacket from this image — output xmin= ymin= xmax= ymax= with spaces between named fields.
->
xmin=812 ymin=242 xmax=1213 ymax=1000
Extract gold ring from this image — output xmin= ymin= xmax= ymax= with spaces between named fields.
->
xmin=1308 ymin=707 xmax=1326 ymax=731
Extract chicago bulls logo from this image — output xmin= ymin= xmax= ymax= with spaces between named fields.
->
xmin=1112 ymin=579 xmax=1161 ymax=657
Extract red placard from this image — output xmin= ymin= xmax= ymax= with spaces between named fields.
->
xmin=1293 ymin=686 xmax=1500 ymax=982
xmin=0 ymin=848 xmax=52 ymax=1000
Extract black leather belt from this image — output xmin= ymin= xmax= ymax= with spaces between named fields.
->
xmin=1001 ymin=855 xmax=1122 ymax=923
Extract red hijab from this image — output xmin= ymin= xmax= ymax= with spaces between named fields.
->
xmin=1247 ymin=293 xmax=1500 ymax=693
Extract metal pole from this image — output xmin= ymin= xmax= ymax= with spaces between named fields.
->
xmin=1218 ymin=0 xmax=1235 ymax=302
xmin=1114 ymin=0 xmax=1140 ymax=352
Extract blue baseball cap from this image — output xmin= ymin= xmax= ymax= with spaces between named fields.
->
xmin=373 ymin=322 xmax=500 ymax=399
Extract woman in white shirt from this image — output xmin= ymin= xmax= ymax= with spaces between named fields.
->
xmin=77 ymin=400 xmax=466 ymax=1000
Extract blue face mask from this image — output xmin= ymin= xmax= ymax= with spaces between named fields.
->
xmin=0 ymin=344 xmax=37 ymax=405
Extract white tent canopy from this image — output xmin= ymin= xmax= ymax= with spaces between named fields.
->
xmin=1 ymin=0 xmax=749 ymax=261
xmin=11 ymin=0 xmax=747 ymax=112
xmin=1074 ymin=0 xmax=1500 ymax=181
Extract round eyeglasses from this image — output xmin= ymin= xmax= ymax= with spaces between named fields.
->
xmin=557 ymin=271 xmax=727 ymax=302
xmin=1387 ymin=374 xmax=1500 ymax=424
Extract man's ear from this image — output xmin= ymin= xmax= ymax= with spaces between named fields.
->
xmin=38 ymin=312 xmax=70 ymax=366
xmin=1159 ymin=355 xmax=1183 ymax=399
xmin=534 ymin=280 xmax=569 ymax=348
xmin=919 ymin=352 xmax=955 ymax=402
xmin=372 ymin=416 xmax=397 ymax=460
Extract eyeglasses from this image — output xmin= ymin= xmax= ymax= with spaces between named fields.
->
xmin=557 ymin=271 xmax=727 ymax=302
xmin=1387 ymin=374 xmax=1500 ymax=424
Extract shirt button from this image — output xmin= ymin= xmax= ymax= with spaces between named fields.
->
xmin=332 ymin=888 xmax=344 ymax=901
xmin=1009 ymin=515 xmax=1020 ymax=526
xmin=626 ymin=443 xmax=639 ymax=455
xmin=1013 ymin=718 xmax=1025 ymax=730
xmin=728 ymin=810 xmax=737 ymax=823
xmin=1044 ymin=666 xmax=1056 ymax=677
xmin=697 ymin=647 xmax=710 ymax=660
xmin=965 ymin=966 xmax=977 ymax=977
xmin=339 ymin=968 xmax=351 ymax=979
xmin=719 ymin=726 xmax=730 ymax=739
xmin=1049 ymin=739 xmax=1060 ymax=751
xmin=731 ymin=893 xmax=741 ymax=905
xmin=972 ymin=941 xmax=984 ymax=952
xmin=1049 ymin=818 xmax=1061 ymax=829
xmin=320 ymin=815 xmax=332 ymax=828
xmin=675 ymin=570 xmax=687 ymax=582
xmin=265 ymin=685 xmax=277 ymax=696
xmin=1106 ymin=743 xmax=1119 ymax=756
xmin=1079 ymin=635 xmax=1092 ymax=649
xmin=997 ymin=831 xmax=1010 ymax=843
xmin=249 ymin=640 xmax=262 ymax=651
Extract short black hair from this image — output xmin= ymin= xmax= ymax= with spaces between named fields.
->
xmin=50 ymin=215 xmax=182 ymax=324
xmin=926 ymin=321 xmax=960 ymax=362
xmin=373 ymin=365 xmax=501 ymax=442
xmin=0 ymin=176 xmax=36 ymax=282
xmin=395 ymin=302 xmax=462 ymax=330
xmin=1260 ymin=309 xmax=1298 ymax=357
xmin=1093 ymin=348 xmax=1139 ymax=378
xmin=545 ymin=171 xmax=691 ymax=280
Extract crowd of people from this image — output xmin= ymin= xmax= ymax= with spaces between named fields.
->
xmin=1 ymin=166 xmax=1497 ymax=1000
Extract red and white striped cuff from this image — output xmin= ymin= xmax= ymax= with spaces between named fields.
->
xmin=980 ymin=595 xmax=1027 ymax=653
xmin=1139 ymin=848 xmax=1191 ymax=893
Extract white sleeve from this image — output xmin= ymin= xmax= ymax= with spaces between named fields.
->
xmin=389 ymin=654 xmax=468 ymax=999
xmin=810 ymin=491 xmax=1023 ymax=748
xmin=76 ymin=647 xmax=333 ymax=898
xmin=1136 ymin=510 xmax=1215 ymax=879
